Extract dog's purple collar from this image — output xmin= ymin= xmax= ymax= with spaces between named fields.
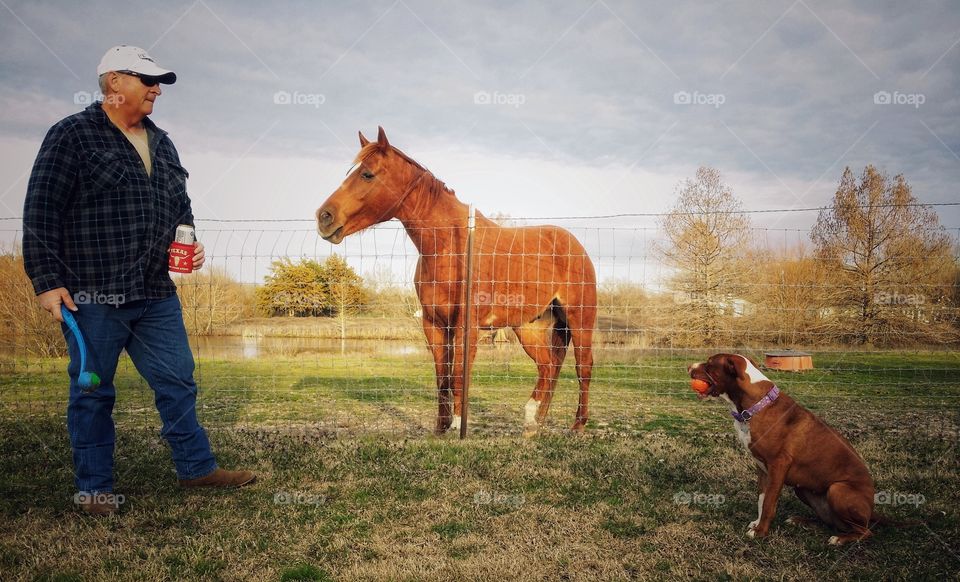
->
xmin=731 ymin=385 xmax=780 ymax=422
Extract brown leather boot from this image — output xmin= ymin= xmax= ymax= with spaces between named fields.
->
xmin=179 ymin=468 xmax=256 ymax=488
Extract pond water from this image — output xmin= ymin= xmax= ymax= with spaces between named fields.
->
xmin=188 ymin=336 xmax=430 ymax=359
xmin=186 ymin=335 xmax=675 ymax=363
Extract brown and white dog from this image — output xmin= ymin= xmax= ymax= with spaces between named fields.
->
xmin=688 ymin=353 xmax=890 ymax=545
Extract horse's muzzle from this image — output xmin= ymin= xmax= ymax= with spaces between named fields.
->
xmin=321 ymin=226 xmax=345 ymax=244
xmin=315 ymin=207 xmax=344 ymax=243
xmin=316 ymin=207 xmax=334 ymax=226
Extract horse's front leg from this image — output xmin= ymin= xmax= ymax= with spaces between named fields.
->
xmin=449 ymin=321 xmax=479 ymax=433
xmin=422 ymin=318 xmax=453 ymax=434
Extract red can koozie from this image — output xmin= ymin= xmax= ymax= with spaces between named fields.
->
xmin=169 ymin=225 xmax=195 ymax=273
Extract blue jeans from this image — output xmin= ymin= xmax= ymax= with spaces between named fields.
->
xmin=63 ymin=293 xmax=217 ymax=493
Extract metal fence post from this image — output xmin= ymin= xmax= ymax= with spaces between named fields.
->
xmin=460 ymin=205 xmax=476 ymax=439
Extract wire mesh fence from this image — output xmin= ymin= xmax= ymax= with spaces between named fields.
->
xmin=1 ymin=212 xmax=959 ymax=443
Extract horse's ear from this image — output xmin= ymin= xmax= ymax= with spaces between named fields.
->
xmin=377 ymin=126 xmax=389 ymax=148
xmin=358 ymin=131 xmax=370 ymax=147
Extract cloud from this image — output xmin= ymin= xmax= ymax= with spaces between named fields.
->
xmin=0 ymin=88 xmax=78 ymax=133
xmin=0 ymin=0 xmax=957 ymax=234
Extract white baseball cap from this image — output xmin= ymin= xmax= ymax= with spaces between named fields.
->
xmin=97 ymin=45 xmax=176 ymax=84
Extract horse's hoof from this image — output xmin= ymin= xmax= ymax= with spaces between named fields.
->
xmin=522 ymin=426 xmax=539 ymax=438
xmin=435 ymin=415 xmax=453 ymax=435
xmin=570 ymin=422 xmax=587 ymax=434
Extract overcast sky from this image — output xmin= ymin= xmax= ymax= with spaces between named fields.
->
xmin=1 ymin=0 xmax=957 ymax=284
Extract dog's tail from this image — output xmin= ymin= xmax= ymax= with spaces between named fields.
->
xmin=870 ymin=512 xmax=923 ymax=528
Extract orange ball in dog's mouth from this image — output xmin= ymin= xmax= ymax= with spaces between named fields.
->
xmin=690 ymin=378 xmax=711 ymax=395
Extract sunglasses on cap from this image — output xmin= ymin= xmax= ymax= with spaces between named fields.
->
xmin=117 ymin=70 xmax=161 ymax=87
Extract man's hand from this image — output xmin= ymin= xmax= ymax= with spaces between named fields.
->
xmin=193 ymin=241 xmax=205 ymax=271
xmin=38 ymin=287 xmax=77 ymax=322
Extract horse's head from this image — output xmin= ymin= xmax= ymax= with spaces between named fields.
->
xmin=316 ymin=126 xmax=422 ymax=244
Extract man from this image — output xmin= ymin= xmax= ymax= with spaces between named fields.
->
xmin=22 ymin=46 xmax=255 ymax=516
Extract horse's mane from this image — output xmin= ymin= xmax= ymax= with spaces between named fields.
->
xmin=354 ymin=143 xmax=455 ymax=199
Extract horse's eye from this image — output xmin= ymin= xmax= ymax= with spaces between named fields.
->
xmin=360 ymin=171 xmax=375 ymax=181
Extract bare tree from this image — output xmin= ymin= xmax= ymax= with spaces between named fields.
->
xmin=658 ymin=167 xmax=751 ymax=345
xmin=811 ymin=165 xmax=955 ymax=346
xmin=0 ymin=249 xmax=65 ymax=356
xmin=739 ymin=243 xmax=834 ymax=347
xmin=488 ymin=212 xmax=522 ymax=227
xmin=176 ymin=267 xmax=253 ymax=335
xmin=363 ymin=264 xmax=419 ymax=318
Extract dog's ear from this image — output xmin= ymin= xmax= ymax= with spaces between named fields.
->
xmin=725 ymin=354 xmax=746 ymax=379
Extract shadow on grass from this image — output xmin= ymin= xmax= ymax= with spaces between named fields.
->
xmin=0 ymin=407 xmax=957 ymax=581
xmin=291 ymin=375 xmax=433 ymax=403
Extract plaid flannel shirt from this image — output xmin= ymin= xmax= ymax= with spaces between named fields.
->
xmin=23 ymin=102 xmax=194 ymax=304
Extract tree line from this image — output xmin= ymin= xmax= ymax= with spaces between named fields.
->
xmin=0 ymin=164 xmax=956 ymax=354
xmin=655 ymin=165 xmax=957 ymax=347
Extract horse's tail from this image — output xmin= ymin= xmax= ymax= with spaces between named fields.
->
xmin=550 ymin=298 xmax=572 ymax=349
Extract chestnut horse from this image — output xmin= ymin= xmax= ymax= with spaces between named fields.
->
xmin=316 ymin=127 xmax=597 ymax=436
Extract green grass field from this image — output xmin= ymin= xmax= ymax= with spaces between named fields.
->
xmin=0 ymin=349 xmax=958 ymax=580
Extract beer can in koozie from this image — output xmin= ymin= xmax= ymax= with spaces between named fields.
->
xmin=168 ymin=225 xmax=195 ymax=273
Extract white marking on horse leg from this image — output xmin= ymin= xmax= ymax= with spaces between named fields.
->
xmin=828 ymin=535 xmax=841 ymax=545
xmin=450 ymin=415 xmax=461 ymax=431
xmin=522 ymin=399 xmax=541 ymax=438
xmin=748 ymin=493 xmax=764 ymax=529
xmin=524 ymin=398 xmax=539 ymax=426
